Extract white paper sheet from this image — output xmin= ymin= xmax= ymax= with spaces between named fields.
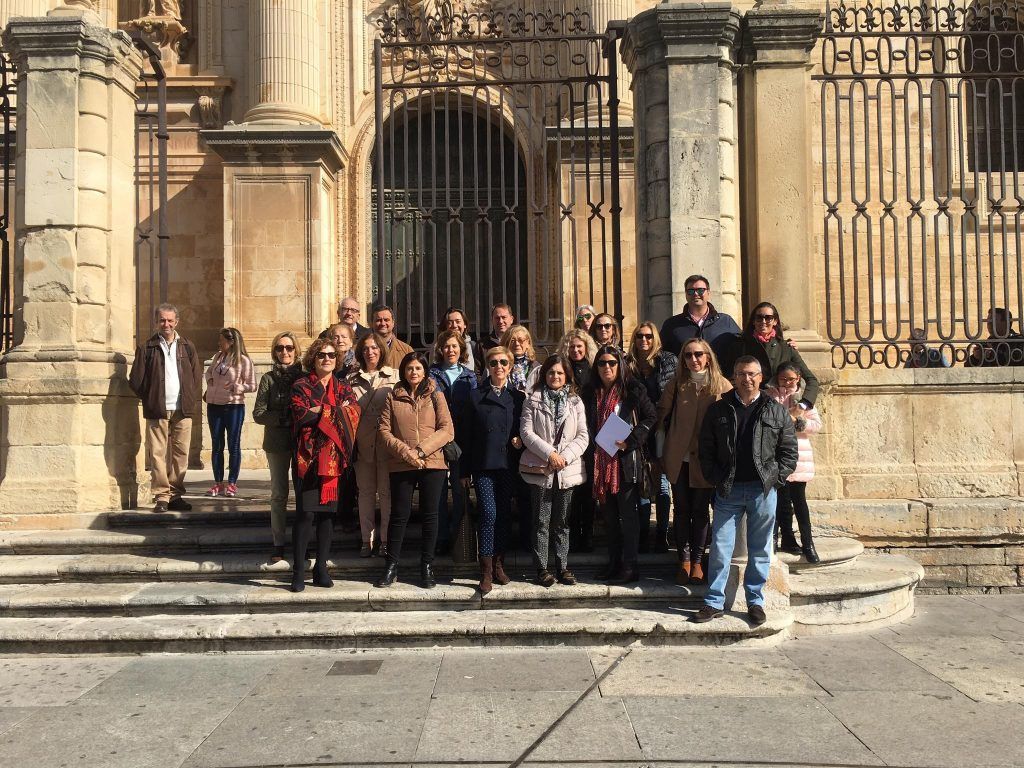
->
xmin=595 ymin=412 xmax=632 ymax=457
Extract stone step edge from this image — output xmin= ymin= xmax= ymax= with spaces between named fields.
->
xmin=787 ymin=555 xmax=925 ymax=598
xmin=0 ymin=607 xmax=794 ymax=653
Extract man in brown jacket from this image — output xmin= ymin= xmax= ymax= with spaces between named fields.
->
xmin=373 ymin=305 xmax=415 ymax=370
xmin=128 ymin=303 xmax=203 ymax=512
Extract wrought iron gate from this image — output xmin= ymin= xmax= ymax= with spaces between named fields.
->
xmin=372 ymin=2 xmax=624 ymax=347
xmin=818 ymin=0 xmax=1024 ymax=368
xmin=0 ymin=46 xmax=13 ymax=355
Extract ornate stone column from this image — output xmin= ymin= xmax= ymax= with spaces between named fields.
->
xmin=0 ymin=15 xmax=145 ymax=518
xmin=244 ymin=0 xmax=322 ymax=125
xmin=622 ymin=2 xmax=743 ymax=325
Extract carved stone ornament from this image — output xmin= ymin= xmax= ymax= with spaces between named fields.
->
xmin=59 ymin=0 xmax=100 ymax=10
xmin=120 ymin=0 xmax=190 ymax=66
xmin=195 ymin=86 xmax=223 ymax=129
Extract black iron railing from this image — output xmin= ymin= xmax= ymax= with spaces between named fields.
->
xmin=0 ymin=45 xmax=14 ymax=355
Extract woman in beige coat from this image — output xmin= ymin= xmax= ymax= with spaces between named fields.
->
xmin=657 ymin=337 xmax=731 ymax=585
xmin=348 ymin=332 xmax=400 ymax=558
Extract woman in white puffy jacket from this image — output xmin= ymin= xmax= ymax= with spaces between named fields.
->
xmin=766 ymin=362 xmax=823 ymax=563
xmin=519 ymin=354 xmax=590 ymax=587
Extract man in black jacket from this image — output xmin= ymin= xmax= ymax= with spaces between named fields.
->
xmin=659 ymin=274 xmax=741 ymax=359
xmin=692 ymin=355 xmax=798 ymax=626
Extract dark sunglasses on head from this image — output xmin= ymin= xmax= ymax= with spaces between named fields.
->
xmin=754 ymin=314 xmax=776 ymax=322
xmin=636 ymin=333 xmax=654 ymax=340
xmin=274 ymin=344 xmax=295 ymax=353
xmin=595 ymin=323 xmax=614 ymax=330
xmin=315 ymin=352 xmax=337 ymax=360
xmin=596 ymin=359 xmax=618 ymax=368
xmin=686 ymin=287 xmax=708 ymax=296
xmin=488 ymin=359 xmax=510 ymax=368
xmin=684 ymin=351 xmax=706 ymax=359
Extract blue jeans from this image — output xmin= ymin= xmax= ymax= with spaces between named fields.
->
xmin=207 ymin=403 xmax=245 ymax=485
xmin=705 ymin=481 xmax=777 ymax=610
xmin=638 ymin=472 xmax=671 ymax=540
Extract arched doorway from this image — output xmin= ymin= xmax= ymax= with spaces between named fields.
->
xmin=371 ymin=104 xmax=528 ymax=347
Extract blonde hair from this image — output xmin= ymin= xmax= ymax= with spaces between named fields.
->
xmin=677 ymin=337 xmax=730 ymax=396
xmin=500 ymin=324 xmax=535 ymax=361
xmin=269 ymin=331 xmax=302 ymax=367
xmin=558 ymin=329 xmax=597 ymax=364
xmin=628 ymin=321 xmax=664 ymax=371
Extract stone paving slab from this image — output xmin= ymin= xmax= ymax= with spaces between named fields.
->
xmin=433 ymin=647 xmax=596 ymax=693
xmin=624 ymin=695 xmax=884 ymax=765
xmin=247 ymin=651 xmax=443 ymax=698
xmin=0 ymin=656 xmax=133 ymax=707
xmin=596 ymin=646 xmax=825 ymax=697
xmin=880 ymin=594 xmax=1024 ymax=641
xmin=820 ymin=691 xmax=1024 ymax=767
xmin=0 ymin=707 xmax=37 ymax=737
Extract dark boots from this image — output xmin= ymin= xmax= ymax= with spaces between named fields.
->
xmin=493 ymin=553 xmax=511 ymax=585
xmin=478 ymin=556 xmax=494 ymax=594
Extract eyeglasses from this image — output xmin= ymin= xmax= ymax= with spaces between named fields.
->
xmin=778 ymin=377 xmax=801 ymax=385
xmin=511 ymin=337 xmax=528 ymax=345
xmin=596 ymin=359 xmax=618 ymax=368
xmin=686 ymin=287 xmax=708 ymax=296
xmin=274 ymin=344 xmax=295 ymax=353
xmin=340 ymin=306 xmax=359 ymax=314
xmin=595 ymin=323 xmax=614 ymax=330
xmin=754 ymin=314 xmax=776 ymax=323
xmin=683 ymin=351 xmax=706 ymax=359
xmin=636 ymin=333 xmax=654 ymax=340
xmin=577 ymin=313 xmax=593 ymax=320
xmin=735 ymin=371 xmax=761 ymax=379
xmin=488 ymin=359 xmax=510 ymax=368
xmin=315 ymin=352 xmax=337 ymax=360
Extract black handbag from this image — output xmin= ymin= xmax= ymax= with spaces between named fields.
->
xmin=443 ymin=440 xmax=462 ymax=464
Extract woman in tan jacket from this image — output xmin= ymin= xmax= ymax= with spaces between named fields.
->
xmin=376 ymin=351 xmax=455 ymax=589
xmin=348 ymin=332 xmax=400 ymax=558
xmin=657 ymin=337 xmax=731 ymax=585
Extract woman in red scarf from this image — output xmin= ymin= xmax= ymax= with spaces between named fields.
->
xmin=581 ymin=345 xmax=657 ymax=584
xmin=289 ymin=337 xmax=359 ymax=592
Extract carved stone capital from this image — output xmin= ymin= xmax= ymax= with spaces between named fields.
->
xmin=195 ymin=86 xmax=224 ymax=129
xmin=119 ymin=14 xmax=190 ymax=66
xmin=622 ymin=2 xmax=742 ymax=75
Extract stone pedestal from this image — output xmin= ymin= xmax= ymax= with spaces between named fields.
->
xmin=0 ymin=16 xmax=144 ymax=516
xmin=200 ymin=126 xmax=346 ymax=350
xmin=622 ymin=2 xmax=743 ymax=325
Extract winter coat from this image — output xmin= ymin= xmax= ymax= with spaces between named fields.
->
xmin=765 ymin=382 xmax=822 ymax=483
xmin=659 ymin=303 xmax=741 ymax=358
xmin=719 ymin=332 xmax=820 ymax=406
xmin=519 ymin=389 xmax=590 ymax=489
xmin=582 ymin=378 xmax=657 ymax=487
xmin=204 ymin=352 xmax=257 ymax=405
xmin=378 ymin=379 xmax=454 ymax=473
xmin=382 ymin=336 xmax=415 ymax=370
xmin=128 ymin=332 xmax=203 ymax=419
xmin=462 ymin=384 xmax=526 ymax=474
xmin=698 ymin=392 xmax=799 ymax=498
xmin=347 ymin=366 xmax=400 ymax=464
xmin=631 ymin=349 xmax=678 ymax=405
xmin=252 ymin=363 xmax=304 ymax=453
xmin=657 ymin=372 xmax=732 ymax=488
xmin=569 ymin=357 xmax=592 ymax=390
xmin=429 ymin=363 xmax=478 ymax=456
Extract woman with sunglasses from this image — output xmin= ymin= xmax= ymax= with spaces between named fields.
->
xmin=462 ymin=345 xmax=526 ymax=593
xmin=253 ymin=332 xmax=304 ymax=562
xmin=591 ymin=313 xmax=621 ymax=349
xmin=574 ymin=304 xmax=597 ymax=334
xmin=500 ymin=324 xmax=540 ymax=393
xmin=204 ymin=327 xmax=256 ymax=498
xmin=628 ymin=322 xmax=678 ymax=553
xmin=289 ymin=338 xmax=359 ymax=592
xmin=377 ymin=352 xmax=455 ymax=589
xmin=558 ymin=329 xmax=598 ymax=550
xmin=720 ymin=302 xmax=820 ymax=406
xmin=583 ymin=345 xmax=657 ymax=583
xmin=657 ymin=337 xmax=731 ymax=585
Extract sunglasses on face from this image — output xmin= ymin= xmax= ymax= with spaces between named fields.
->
xmin=684 ymin=351 xmax=706 ymax=359
xmin=595 ymin=323 xmax=614 ymax=330
xmin=754 ymin=314 xmax=776 ymax=323
xmin=596 ymin=359 xmax=618 ymax=368
xmin=274 ymin=344 xmax=295 ymax=353
xmin=577 ymin=313 xmax=593 ymax=320
xmin=686 ymin=287 xmax=708 ymax=296
xmin=315 ymin=352 xmax=337 ymax=360
xmin=488 ymin=359 xmax=510 ymax=368
xmin=636 ymin=333 xmax=654 ymax=341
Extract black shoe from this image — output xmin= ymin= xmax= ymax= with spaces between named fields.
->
xmin=167 ymin=497 xmax=192 ymax=512
xmin=153 ymin=500 xmax=169 ymax=513
xmin=802 ymin=543 xmax=821 ymax=564
xmin=690 ymin=605 xmax=724 ymax=623
xmin=420 ymin=562 xmax=436 ymax=589
xmin=748 ymin=605 xmax=767 ymax=626
xmin=377 ymin=562 xmax=398 ymax=588
xmin=312 ymin=563 xmax=333 ymax=588
xmin=780 ymin=537 xmax=802 ymax=555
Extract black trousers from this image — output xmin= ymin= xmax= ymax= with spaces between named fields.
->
xmin=777 ymin=481 xmax=814 ymax=547
xmin=291 ymin=482 xmax=336 ymax=575
xmin=600 ymin=482 xmax=640 ymax=567
xmin=387 ymin=468 xmax=446 ymax=565
xmin=570 ymin=475 xmax=596 ymax=546
xmin=671 ymin=473 xmax=713 ymax=564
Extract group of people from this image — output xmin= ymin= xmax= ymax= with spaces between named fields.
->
xmin=129 ymin=273 xmax=824 ymax=625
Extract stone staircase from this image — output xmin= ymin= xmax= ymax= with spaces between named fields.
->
xmin=0 ymin=479 xmax=923 ymax=653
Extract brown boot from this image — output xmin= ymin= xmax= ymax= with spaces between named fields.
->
xmin=478 ymin=556 xmax=494 ymax=595
xmin=676 ymin=561 xmax=691 ymax=586
xmin=689 ymin=560 xmax=705 ymax=583
xmin=493 ymin=553 xmax=511 ymax=585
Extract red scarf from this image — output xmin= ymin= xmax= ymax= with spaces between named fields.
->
xmin=754 ymin=327 xmax=776 ymax=344
xmin=592 ymin=386 xmax=622 ymax=505
xmin=294 ymin=374 xmax=352 ymax=505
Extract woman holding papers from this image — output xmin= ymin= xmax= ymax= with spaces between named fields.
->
xmin=582 ymin=345 xmax=657 ymax=584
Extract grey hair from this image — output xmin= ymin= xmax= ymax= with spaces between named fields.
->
xmin=155 ymin=303 xmax=179 ymax=320
xmin=733 ymin=355 xmax=763 ymax=375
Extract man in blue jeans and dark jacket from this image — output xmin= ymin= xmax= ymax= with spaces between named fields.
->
xmin=692 ymin=355 xmax=798 ymax=626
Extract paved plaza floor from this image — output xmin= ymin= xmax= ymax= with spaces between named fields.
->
xmin=1 ymin=594 xmax=1023 ymax=768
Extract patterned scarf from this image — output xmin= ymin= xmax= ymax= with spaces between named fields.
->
xmin=294 ymin=373 xmax=353 ymax=505
xmin=592 ymin=385 xmax=622 ymax=505
xmin=543 ymin=386 xmax=569 ymax=429
xmin=510 ymin=355 xmax=531 ymax=392
xmin=754 ymin=327 xmax=777 ymax=344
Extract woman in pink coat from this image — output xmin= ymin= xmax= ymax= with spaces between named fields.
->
xmin=766 ymin=363 xmax=823 ymax=563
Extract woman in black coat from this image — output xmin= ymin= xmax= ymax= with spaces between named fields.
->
xmin=582 ymin=345 xmax=657 ymax=583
